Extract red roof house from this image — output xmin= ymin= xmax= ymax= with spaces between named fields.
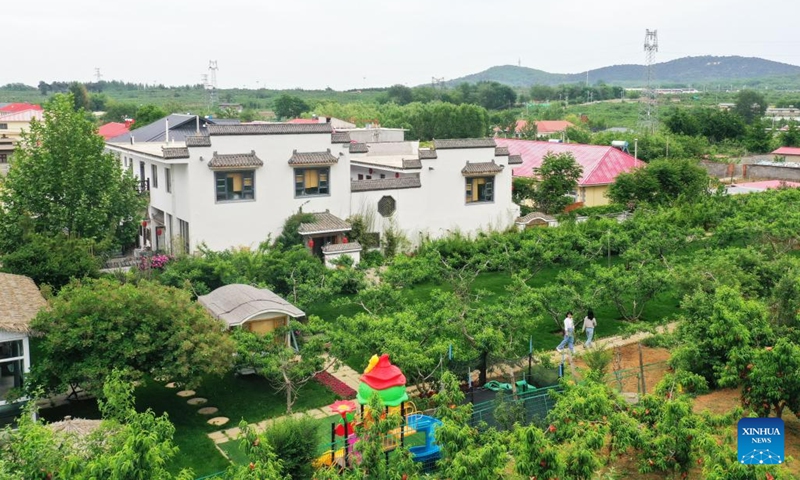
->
xmin=98 ymin=122 xmax=131 ymax=140
xmin=771 ymin=147 xmax=800 ymax=158
xmin=496 ymin=138 xmax=644 ymax=207
xmin=0 ymin=103 xmax=43 ymax=113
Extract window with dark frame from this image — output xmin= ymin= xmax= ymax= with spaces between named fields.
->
xmin=294 ymin=167 xmax=330 ymax=196
xmin=165 ymin=168 xmax=172 ymax=193
xmin=151 ymin=164 xmax=159 ymax=188
xmin=0 ymin=153 xmax=7 ymax=164
xmin=215 ymin=170 xmax=255 ymax=201
xmin=465 ymin=176 xmax=495 ymax=203
xmin=0 ymin=124 xmax=7 ymax=130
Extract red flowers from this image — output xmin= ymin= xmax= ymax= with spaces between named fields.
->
xmin=314 ymin=371 xmax=356 ymax=399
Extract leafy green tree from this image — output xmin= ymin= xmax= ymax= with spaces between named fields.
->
xmin=673 ymin=285 xmax=773 ymax=388
xmin=68 ymin=82 xmax=90 ymax=111
xmin=30 ymin=278 xmax=235 ymax=395
xmin=779 ymin=121 xmax=800 ymax=147
xmin=738 ymin=338 xmax=800 ymax=419
xmin=517 ymin=117 xmax=538 ymax=139
xmin=0 ymin=371 xmax=194 ymax=480
xmin=232 ymin=321 xmax=330 ymax=413
xmin=0 ymin=94 xmax=144 ymax=254
xmin=743 ymin=119 xmax=775 ymax=153
xmin=733 ymin=89 xmax=768 ymax=124
xmin=0 ymin=232 xmax=101 ymax=289
xmin=224 ymin=421 xmax=287 ymax=480
xmin=103 ymin=101 xmax=138 ymax=123
xmin=530 ymin=152 xmax=583 ymax=214
xmin=664 ymin=107 xmax=701 ymax=137
xmin=476 ymin=81 xmax=516 ymax=110
xmin=239 ymin=109 xmax=259 ymax=122
xmin=261 ymin=416 xmax=319 ymax=479
xmin=607 ymin=158 xmax=710 ymax=209
xmin=275 ymin=212 xmax=316 ymax=250
xmin=132 ymin=104 xmax=168 ymax=129
xmin=385 ymin=84 xmax=414 ymax=105
xmin=273 ymin=95 xmax=309 ymax=119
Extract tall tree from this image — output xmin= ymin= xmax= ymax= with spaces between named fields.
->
xmin=272 ymin=95 xmax=309 ymax=119
xmin=0 ymin=94 xmax=144 ymax=254
xmin=385 ymin=84 xmax=414 ymax=105
xmin=30 ymin=278 xmax=236 ymax=395
xmin=132 ymin=104 xmax=168 ymax=129
xmin=733 ymin=89 xmax=768 ymax=125
xmin=531 ymin=152 xmax=583 ymax=214
xmin=68 ymin=82 xmax=90 ymax=111
xmin=607 ymin=158 xmax=709 ymax=209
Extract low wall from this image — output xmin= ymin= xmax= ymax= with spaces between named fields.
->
xmin=747 ymin=163 xmax=800 ymax=182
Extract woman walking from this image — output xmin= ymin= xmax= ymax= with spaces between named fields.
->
xmin=582 ymin=309 xmax=597 ymax=348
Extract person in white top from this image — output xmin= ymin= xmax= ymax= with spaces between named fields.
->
xmin=556 ymin=311 xmax=575 ymax=354
xmin=582 ymin=309 xmax=597 ymax=348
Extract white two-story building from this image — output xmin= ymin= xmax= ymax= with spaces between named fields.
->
xmin=106 ymin=120 xmax=519 ymax=263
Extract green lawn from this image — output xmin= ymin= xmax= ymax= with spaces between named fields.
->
xmin=39 ymin=373 xmax=336 ymax=478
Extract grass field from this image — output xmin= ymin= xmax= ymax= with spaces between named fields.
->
xmin=39 ymin=373 xmax=336 ymax=478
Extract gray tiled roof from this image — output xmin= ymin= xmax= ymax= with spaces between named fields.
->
xmin=508 ymin=154 xmax=523 ymax=165
xmin=198 ymin=284 xmax=305 ymax=328
xmin=208 ymin=123 xmax=333 ymax=136
xmin=516 ymin=212 xmax=556 ymax=224
xmin=350 ymin=175 xmax=422 ymax=192
xmin=108 ymin=114 xmax=233 ymax=143
xmin=495 ymin=146 xmax=510 ymax=156
xmin=322 ymin=241 xmax=363 ymax=254
xmin=208 ymin=151 xmax=264 ymax=169
xmin=402 ymin=158 xmax=422 ymax=169
xmin=298 ymin=212 xmax=352 ymax=234
xmin=162 ymin=146 xmax=190 ymax=159
xmin=186 ymin=135 xmax=211 ymax=147
xmin=349 ymin=143 xmax=368 ymax=154
xmin=462 ymin=161 xmax=504 ymax=176
xmin=418 ymin=149 xmax=437 ymax=160
xmin=433 ymin=138 xmax=496 ymax=149
xmin=288 ymin=149 xmax=339 ymax=166
xmin=331 ymin=132 xmax=351 ymax=144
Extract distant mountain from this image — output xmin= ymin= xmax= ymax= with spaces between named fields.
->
xmin=446 ymin=56 xmax=800 ymax=88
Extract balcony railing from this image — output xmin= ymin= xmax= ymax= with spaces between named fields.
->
xmin=136 ymin=179 xmax=150 ymax=194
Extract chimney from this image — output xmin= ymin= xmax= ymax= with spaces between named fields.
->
xmin=165 ymin=118 xmax=170 ymax=144
xmin=326 ymin=116 xmax=331 ymax=123
xmin=196 ymin=115 xmax=200 ymax=134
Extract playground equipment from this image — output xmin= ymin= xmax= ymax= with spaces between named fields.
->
xmin=314 ymin=354 xmax=443 ymax=469
xmin=406 ymin=413 xmax=443 ymax=463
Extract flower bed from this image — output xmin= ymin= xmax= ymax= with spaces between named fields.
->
xmin=314 ymin=371 xmax=356 ymax=399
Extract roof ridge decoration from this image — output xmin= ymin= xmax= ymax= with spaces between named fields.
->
xmin=186 ymin=135 xmax=212 ymax=147
xmin=161 ymin=146 xmax=190 ymax=159
xmin=207 ymin=123 xmax=333 ymax=136
xmin=461 ymin=160 xmax=504 ymax=176
xmin=418 ymin=149 xmax=437 ymax=160
xmin=433 ymin=138 xmax=496 ymax=150
xmin=508 ymin=154 xmax=523 ymax=165
xmin=349 ymin=143 xmax=369 ymax=154
xmin=288 ymin=149 xmax=339 ymax=166
xmin=207 ymin=150 xmax=264 ymax=170
xmin=350 ymin=175 xmax=422 ymax=192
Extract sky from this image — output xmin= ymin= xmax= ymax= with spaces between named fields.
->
xmin=5 ymin=0 xmax=800 ymax=90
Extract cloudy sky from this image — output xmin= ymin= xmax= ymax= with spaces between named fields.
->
xmin=5 ymin=0 xmax=800 ymax=90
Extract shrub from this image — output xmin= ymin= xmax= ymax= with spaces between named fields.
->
xmin=655 ymin=371 xmax=710 ymax=397
xmin=262 ymin=416 xmax=319 ymax=479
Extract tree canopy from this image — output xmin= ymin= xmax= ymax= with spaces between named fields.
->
xmin=273 ymin=94 xmax=309 ymax=119
xmin=30 ymin=278 xmax=236 ymax=395
xmin=530 ymin=152 xmax=583 ymax=214
xmin=0 ymin=93 xmax=144 ymax=254
xmin=607 ymin=158 xmax=711 ymax=209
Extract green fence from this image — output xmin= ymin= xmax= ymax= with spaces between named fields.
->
xmin=608 ymin=361 xmax=669 ymax=394
xmin=470 ymin=384 xmax=563 ymax=430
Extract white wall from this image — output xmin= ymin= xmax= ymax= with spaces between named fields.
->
xmin=351 ymin=147 xmax=519 ymax=246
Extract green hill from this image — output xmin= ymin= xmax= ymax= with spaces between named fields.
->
xmin=447 ymin=56 xmax=800 ymax=88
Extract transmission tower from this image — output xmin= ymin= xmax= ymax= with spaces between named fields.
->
xmin=638 ymin=29 xmax=659 ymax=134
xmin=94 ymin=68 xmax=103 ymax=83
xmin=431 ymin=76 xmax=446 ymax=100
xmin=207 ymin=61 xmax=219 ymax=109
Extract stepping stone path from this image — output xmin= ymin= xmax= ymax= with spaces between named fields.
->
xmin=165 ymin=382 xmax=179 ymax=389
xmin=187 ymin=397 xmax=207 ymax=406
xmin=208 ymin=417 xmax=229 ymax=426
xmin=198 ymin=407 xmax=219 ymax=415
xmin=176 ymin=390 xmax=195 ymax=398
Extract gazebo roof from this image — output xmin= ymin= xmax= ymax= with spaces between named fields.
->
xmin=0 ymin=273 xmax=47 ymax=333
xmin=197 ymin=284 xmax=305 ymax=327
